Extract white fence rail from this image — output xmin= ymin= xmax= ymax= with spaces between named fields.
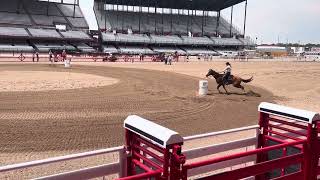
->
xmin=0 ymin=125 xmax=259 ymax=179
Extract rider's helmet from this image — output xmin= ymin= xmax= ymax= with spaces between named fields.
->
xmin=226 ymin=62 xmax=231 ymax=66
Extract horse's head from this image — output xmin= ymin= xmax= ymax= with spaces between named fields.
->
xmin=206 ymin=69 xmax=218 ymax=78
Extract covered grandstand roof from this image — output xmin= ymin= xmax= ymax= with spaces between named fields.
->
xmin=99 ymin=0 xmax=245 ymax=11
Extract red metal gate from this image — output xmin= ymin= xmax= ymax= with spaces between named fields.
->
xmin=117 ymin=115 xmax=185 ymax=180
xmin=181 ymin=102 xmax=320 ymax=180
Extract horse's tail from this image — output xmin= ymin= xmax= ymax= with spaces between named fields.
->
xmin=241 ymin=76 xmax=253 ymax=83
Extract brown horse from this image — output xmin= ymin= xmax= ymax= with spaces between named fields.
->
xmin=206 ymin=69 xmax=253 ymax=94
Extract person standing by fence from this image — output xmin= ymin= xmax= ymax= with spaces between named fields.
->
xmin=49 ymin=50 xmax=53 ymax=62
xmin=32 ymin=51 xmax=35 ymax=62
xmin=36 ymin=51 xmax=39 ymax=62
xmin=62 ymin=50 xmax=67 ymax=62
xmin=19 ymin=52 xmax=25 ymax=62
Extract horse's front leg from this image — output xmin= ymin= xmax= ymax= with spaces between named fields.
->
xmin=217 ymin=84 xmax=222 ymax=93
xmin=222 ymin=84 xmax=229 ymax=95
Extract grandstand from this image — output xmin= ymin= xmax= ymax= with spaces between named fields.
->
xmin=94 ymin=0 xmax=254 ymax=55
xmin=0 ymin=0 xmax=94 ymax=53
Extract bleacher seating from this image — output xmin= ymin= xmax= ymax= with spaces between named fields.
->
xmin=0 ymin=12 xmax=32 ymax=26
xmin=57 ymin=4 xmax=83 ymax=18
xmin=117 ymin=33 xmax=150 ymax=43
xmin=152 ymin=47 xmax=186 ymax=54
xmin=118 ymin=46 xmax=154 ymax=54
xmin=103 ymin=45 xmax=119 ymax=53
xmin=96 ymin=4 xmax=250 ymax=50
xmin=24 ymin=1 xmax=61 ymax=16
xmin=32 ymin=15 xmax=67 ymax=27
xmin=0 ymin=0 xmax=94 ymax=53
xmin=74 ymin=43 xmax=96 ymax=53
xmin=183 ymin=48 xmax=218 ymax=55
xmin=0 ymin=0 xmax=24 ymax=13
xmin=150 ymin=35 xmax=183 ymax=45
xmin=0 ymin=27 xmax=29 ymax=38
xmin=0 ymin=0 xmax=88 ymax=30
xmin=34 ymin=43 xmax=76 ymax=52
xmin=28 ymin=28 xmax=62 ymax=39
xmin=60 ymin=30 xmax=92 ymax=40
xmin=96 ymin=9 xmax=240 ymax=36
xmin=181 ymin=36 xmax=214 ymax=45
xmin=67 ymin=17 xmax=89 ymax=29
xmin=0 ymin=44 xmax=34 ymax=52
xmin=211 ymin=37 xmax=243 ymax=46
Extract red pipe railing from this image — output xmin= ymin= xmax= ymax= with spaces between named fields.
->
xmin=268 ymin=124 xmax=307 ymax=137
xmin=132 ymin=151 xmax=163 ymax=170
xmin=269 ymin=118 xmax=308 ymax=130
xmin=133 ymin=144 xmax=164 ymax=163
xmin=184 ymin=140 xmax=306 ymax=170
xmin=199 ymin=153 xmax=303 ymax=180
xmin=117 ymin=170 xmax=162 ymax=180
xmin=182 ymin=139 xmax=306 ymax=179
xmin=264 ymin=135 xmax=303 ymax=150
xmin=132 ymin=159 xmax=153 ymax=172
xmin=265 ymin=129 xmax=303 ymax=141
xmin=135 ymin=136 xmax=165 ymax=154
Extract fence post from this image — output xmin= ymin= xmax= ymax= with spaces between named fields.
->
xmin=303 ymin=123 xmax=318 ymax=180
xmin=119 ymin=146 xmax=127 ymax=178
xmin=255 ymin=112 xmax=269 ymax=180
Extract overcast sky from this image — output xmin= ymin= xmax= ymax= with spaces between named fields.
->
xmin=79 ymin=0 xmax=320 ymax=44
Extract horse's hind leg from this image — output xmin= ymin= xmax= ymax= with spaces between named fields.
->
xmin=234 ymin=84 xmax=245 ymax=92
xmin=222 ymin=84 xmax=229 ymax=94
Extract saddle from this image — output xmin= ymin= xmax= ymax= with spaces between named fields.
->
xmin=223 ymin=75 xmax=233 ymax=85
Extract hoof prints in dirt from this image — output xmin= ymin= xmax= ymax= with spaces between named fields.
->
xmin=245 ymin=90 xmax=261 ymax=97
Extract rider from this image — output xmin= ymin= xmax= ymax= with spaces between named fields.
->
xmin=222 ymin=62 xmax=232 ymax=84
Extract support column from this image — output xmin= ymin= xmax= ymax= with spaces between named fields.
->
xmin=116 ymin=1 xmax=119 ymax=31
xmin=187 ymin=9 xmax=189 ymax=34
xmin=243 ymin=0 xmax=248 ymax=37
xmin=230 ymin=6 xmax=234 ymax=37
xmin=201 ymin=10 xmax=204 ymax=36
xmin=216 ymin=11 xmax=220 ymax=37
xmin=138 ymin=0 xmax=141 ymax=33
xmin=104 ymin=0 xmax=107 ymax=31
xmin=170 ymin=8 xmax=173 ymax=33
xmin=303 ymin=123 xmax=319 ymax=180
xmin=162 ymin=7 xmax=164 ymax=34
xmin=154 ymin=0 xmax=157 ymax=33
xmin=46 ymin=0 xmax=49 ymax=16
xmin=73 ymin=0 xmax=76 ymax=18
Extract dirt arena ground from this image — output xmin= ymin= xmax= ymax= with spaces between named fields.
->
xmin=0 ymin=60 xmax=318 ymax=178
xmin=0 ymin=63 xmax=272 ymax=163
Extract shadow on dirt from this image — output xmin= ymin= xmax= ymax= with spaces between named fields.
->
xmin=207 ymin=90 xmax=261 ymax=97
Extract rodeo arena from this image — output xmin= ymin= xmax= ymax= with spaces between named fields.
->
xmin=0 ymin=0 xmax=320 ymax=179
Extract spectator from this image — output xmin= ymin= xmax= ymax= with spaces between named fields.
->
xmin=19 ymin=52 xmax=25 ymax=62
xmin=139 ymin=53 xmax=143 ymax=62
xmin=168 ymin=54 xmax=173 ymax=65
xmin=36 ymin=51 xmax=39 ymax=62
xmin=32 ymin=51 xmax=35 ymax=62
xmin=53 ymin=51 xmax=58 ymax=62
xmin=62 ymin=50 xmax=67 ymax=62
xmin=174 ymin=51 xmax=179 ymax=62
xmin=164 ymin=54 xmax=168 ymax=65
xmin=49 ymin=50 xmax=53 ymax=62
